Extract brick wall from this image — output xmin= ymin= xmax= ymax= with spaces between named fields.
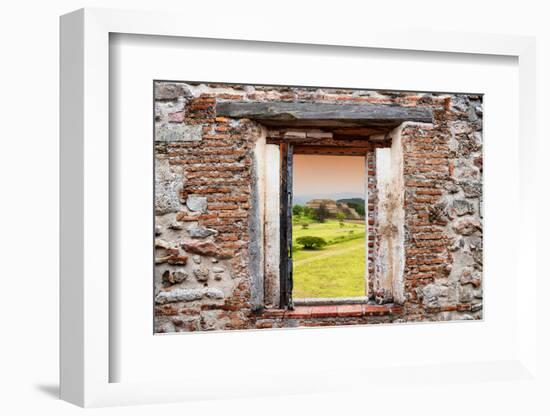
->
xmin=154 ymin=82 xmax=482 ymax=332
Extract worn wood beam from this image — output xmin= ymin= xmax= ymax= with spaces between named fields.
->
xmin=331 ymin=127 xmax=387 ymax=136
xmin=266 ymin=129 xmax=333 ymax=141
xmin=293 ymin=145 xmax=371 ymax=156
xmin=279 ymin=143 xmax=294 ymax=309
xmin=216 ymin=101 xmax=433 ymax=127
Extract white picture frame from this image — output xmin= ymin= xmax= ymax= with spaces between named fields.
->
xmin=60 ymin=7 xmax=540 ymax=408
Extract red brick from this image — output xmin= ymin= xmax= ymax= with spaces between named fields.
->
xmin=336 ymin=304 xmax=363 ymax=317
xmin=286 ymin=307 xmax=312 ymax=319
xmin=310 ymin=305 xmax=338 ymax=318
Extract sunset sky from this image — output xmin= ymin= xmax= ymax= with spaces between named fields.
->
xmin=292 ymin=155 xmax=365 ymax=202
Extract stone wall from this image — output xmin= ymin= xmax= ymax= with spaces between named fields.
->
xmin=400 ymin=97 xmax=483 ymax=321
xmin=153 ymin=81 xmax=483 ymax=332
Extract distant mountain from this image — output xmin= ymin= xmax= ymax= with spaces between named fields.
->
xmin=337 ymin=198 xmax=365 ymax=217
xmin=293 ymin=192 xmax=364 ymax=206
xmin=337 ymin=198 xmax=365 ymax=206
xmin=305 ymin=198 xmax=364 ymax=219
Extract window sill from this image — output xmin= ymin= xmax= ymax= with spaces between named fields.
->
xmin=293 ymin=296 xmax=369 ymax=306
xmin=261 ymin=303 xmax=403 ymax=319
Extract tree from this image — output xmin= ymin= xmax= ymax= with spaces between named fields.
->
xmin=292 ymin=204 xmax=304 ymax=217
xmin=336 ymin=212 xmax=346 ymax=227
xmin=314 ymin=203 xmax=329 ymax=223
xmin=296 ymin=236 xmax=327 ymax=250
xmin=302 ymin=206 xmax=315 ymax=220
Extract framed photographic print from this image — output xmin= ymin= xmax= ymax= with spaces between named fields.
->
xmin=151 ymin=80 xmax=483 ymax=334
xmin=60 ymin=7 xmax=541 ymax=409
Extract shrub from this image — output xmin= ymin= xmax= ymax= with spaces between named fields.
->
xmin=336 ymin=212 xmax=346 ymax=227
xmin=296 ymin=236 xmax=327 ymax=250
xmin=302 ymin=206 xmax=316 ymax=220
xmin=300 ymin=221 xmax=310 ymax=229
xmin=292 ymin=204 xmax=304 ymax=217
xmin=314 ymin=203 xmax=329 ymax=223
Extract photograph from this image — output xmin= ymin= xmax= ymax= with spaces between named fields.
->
xmin=153 ymin=81 xmax=483 ymax=332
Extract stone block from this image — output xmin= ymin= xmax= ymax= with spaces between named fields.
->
xmin=193 ymin=266 xmax=210 ymax=282
xmin=156 ymin=124 xmax=202 ymax=142
xmin=155 ymin=287 xmax=223 ymax=304
xmin=154 ymin=83 xmax=191 ymax=101
xmin=186 ymin=194 xmax=208 ymax=213
xmin=187 ymin=223 xmax=218 ymax=238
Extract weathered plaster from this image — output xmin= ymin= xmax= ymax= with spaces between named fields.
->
xmin=374 ymin=123 xmax=408 ymax=304
xmin=264 ymin=144 xmax=281 ymax=307
xmin=248 ymin=125 xmax=267 ymax=310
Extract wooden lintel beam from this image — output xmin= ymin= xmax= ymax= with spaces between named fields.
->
xmin=216 ymin=101 xmax=433 ymax=126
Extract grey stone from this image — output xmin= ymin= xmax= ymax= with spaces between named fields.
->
xmin=212 ymin=266 xmax=225 ymax=273
xmin=214 ymin=274 xmax=223 ymax=281
xmin=173 ymin=271 xmax=188 ymax=284
xmin=451 ymin=96 xmax=469 ymax=113
xmin=460 ymin=267 xmax=481 ymax=287
xmin=452 ymin=200 xmax=475 ymax=216
xmin=453 ymin=218 xmax=482 ymax=236
xmin=155 ymin=287 xmax=223 ymax=304
xmin=459 ymin=285 xmax=474 ymax=302
xmin=155 ymin=158 xmax=183 ymax=215
xmin=428 ymin=202 xmax=450 ymax=223
xmin=155 ymin=105 xmax=162 ymax=122
xmin=211 ymin=258 xmax=218 ymax=263
xmin=421 ymin=284 xmax=447 ymax=307
xmin=204 ymin=288 xmax=224 ymax=299
xmin=186 ymin=194 xmax=208 ymax=213
xmin=459 ymin=180 xmax=482 ymax=198
xmin=155 ymin=226 xmax=162 ymax=236
xmin=470 ymin=238 xmax=483 ymax=265
xmin=193 ymin=266 xmax=210 ymax=282
xmin=456 ymin=314 xmax=475 ymax=320
xmin=187 ymin=223 xmax=218 ymax=238
xmin=156 ymin=124 xmax=203 ymax=142
xmin=471 ymin=303 xmax=483 ymax=312
xmin=169 ymin=222 xmax=184 ymax=230
xmin=192 ymin=255 xmax=201 ymax=264
xmin=457 ymin=133 xmax=482 ymax=156
xmin=468 ymin=106 xmax=478 ymax=122
xmin=154 ymin=83 xmax=191 ymax=101
xmin=162 ymin=270 xmax=188 ymax=285
xmin=155 ymin=322 xmax=176 ymax=333
xmin=451 ymin=121 xmax=473 ymax=134
xmin=375 ymin=288 xmax=393 ymax=305
xmin=448 ymin=237 xmax=464 ymax=252
xmin=445 ymin=183 xmax=460 ymax=194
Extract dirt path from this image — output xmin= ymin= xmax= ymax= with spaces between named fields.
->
xmin=293 ymin=241 xmax=364 ymax=267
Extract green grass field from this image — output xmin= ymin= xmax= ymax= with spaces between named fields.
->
xmin=292 ymin=220 xmax=366 ymax=298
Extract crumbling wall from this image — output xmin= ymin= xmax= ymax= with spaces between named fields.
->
xmin=153 ymin=82 xmax=482 ymax=332
xmin=400 ymin=96 xmax=483 ymax=321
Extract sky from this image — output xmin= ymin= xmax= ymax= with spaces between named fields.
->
xmin=292 ymin=155 xmax=365 ymax=202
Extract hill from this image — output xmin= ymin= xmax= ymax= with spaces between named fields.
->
xmin=337 ymin=198 xmax=365 ymax=217
xmin=304 ymin=198 xmax=364 ymax=220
